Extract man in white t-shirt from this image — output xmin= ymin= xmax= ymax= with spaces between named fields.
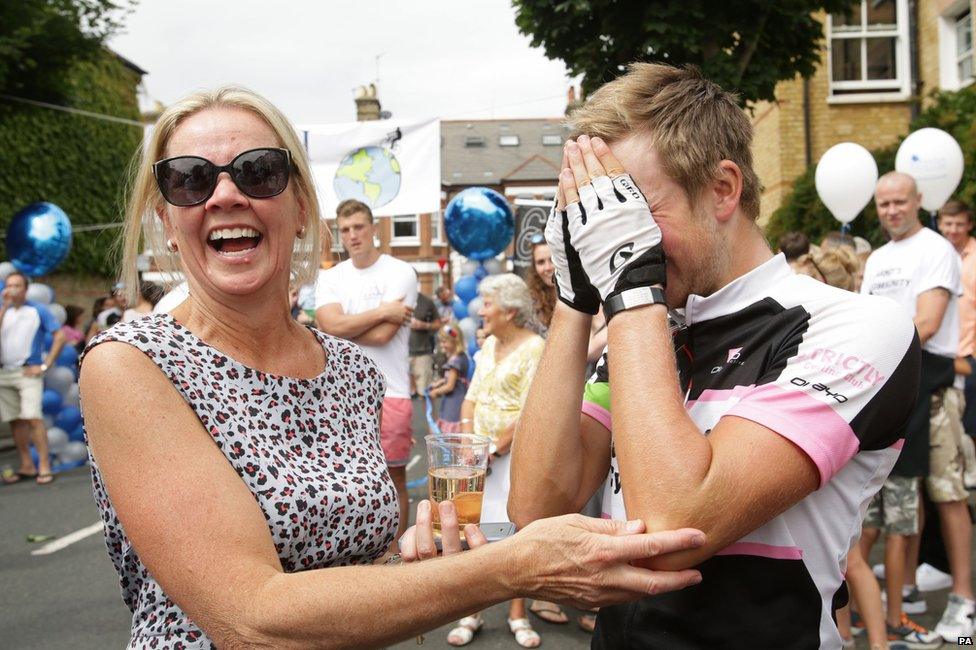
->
xmin=860 ymin=171 xmax=973 ymax=642
xmin=315 ymin=199 xmax=416 ymax=538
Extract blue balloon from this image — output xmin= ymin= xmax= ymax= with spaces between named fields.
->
xmin=42 ymin=389 xmax=63 ymax=416
xmin=6 ymin=202 xmax=73 ymax=277
xmin=444 ymin=188 xmax=514 ymax=262
xmin=455 ymin=275 xmax=479 ymax=305
xmin=68 ymin=422 xmax=86 ymax=443
xmin=56 ymin=344 xmax=78 ymax=368
xmin=451 ymin=298 xmax=468 ymax=321
xmin=473 ymin=264 xmax=489 ymax=280
xmin=54 ymin=405 xmax=82 ymax=432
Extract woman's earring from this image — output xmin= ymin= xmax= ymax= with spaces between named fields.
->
xmin=166 ymin=239 xmax=178 ymax=253
xmin=297 ymin=225 xmax=307 ymax=239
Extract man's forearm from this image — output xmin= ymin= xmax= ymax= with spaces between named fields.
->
xmin=316 ymin=308 xmax=387 ymax=340
xmin=354 ymin=321 xmax=400 ymax=347
xmin=44 ymin=331 xmax=66 ymax=368
xmin=510 ymin=304 xmax=592 ymax=525
xmin=608 ymin=305 xmax=712 ymax=530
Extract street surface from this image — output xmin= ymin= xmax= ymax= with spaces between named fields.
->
xmin=0 ymin=400 xmax=965 ymax=649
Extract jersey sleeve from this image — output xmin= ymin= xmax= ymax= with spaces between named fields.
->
xmin=581 ymin=350 xmax=612 ymax=432
xmin=35 ymin=303 xmax=60 ymax=334
xmin=724 ymin=295 xmax=921 ymax=486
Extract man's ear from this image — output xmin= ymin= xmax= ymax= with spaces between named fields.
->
xmin=712 ymin=160 xmax=744 ymax=223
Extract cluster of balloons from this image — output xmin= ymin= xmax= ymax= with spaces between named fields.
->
xmin=816 ymin=127 xmax=964 ymax=228
xmin=0 ymin=263 xmax=86 ymax=469
xmin=443 ymin=187 xmax=516 ymax=357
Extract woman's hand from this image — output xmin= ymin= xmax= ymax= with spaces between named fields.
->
xmin=399 ymin=499 xmax=488 ymax=561
xmin=505 ymin=514 xmax=704 ymax=609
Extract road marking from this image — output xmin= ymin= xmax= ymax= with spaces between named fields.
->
xmin=31 ymin=522 xmax=102 ymax=556
xmin=406 ymin=454 xmax=421 ymax=471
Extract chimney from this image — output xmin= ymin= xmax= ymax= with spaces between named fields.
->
xmin=567 ymin=86 xmax=576 ymax=104
xmin=565 ymin=84 xmax=582 ymax=116
xmin=354 ymin=83 xmax=381 ymax=121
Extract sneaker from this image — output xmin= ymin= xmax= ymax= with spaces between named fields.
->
xmin=851 ymin=611 xmax=866 ymax=637
xmin=874 ymin=562 xmax=886 ymax=580
xmin=882 ymin=585 xmax=928 ymax=614
xmin=916 ymin=563 xmax=953 ymax=592
xmin=934 ymin=593 xmax=975 ymax=643
xmin=887 ymin=612 xmax=943 ymax=649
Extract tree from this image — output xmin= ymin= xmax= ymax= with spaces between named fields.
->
xmin=0 ymin=0 xmax=133 ymax=101
xmin=512 ymin=0 xmax=856 ymax=104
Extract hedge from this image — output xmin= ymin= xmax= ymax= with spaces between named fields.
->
xmin=765 ymin=83 xmax=976 ymax=248
xmin=0 ymin=50 xmax=142 ymax=277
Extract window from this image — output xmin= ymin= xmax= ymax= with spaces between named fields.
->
xmin=938 ymin=4 xmax=974 ymax=90
xmin=499 ymin=135 xmax=520 ymax=146
xmin=827 ymin=0 xmax=910 ymax=101
xmin=391 ymin=214 xmax=419 ymax=245
xmin=429 ymin=212 xmax=444 ymax=244
xmin=464 ymin=136 xmax=485 ymax=147
xmin=327 ymin=220 xmax=343 ymax=252
xmin=542 ymin=134 xmax=563 ymax=146
xmin=957 ymin=11 xmax=973 ymax=84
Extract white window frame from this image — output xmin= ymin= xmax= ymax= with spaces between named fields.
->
xmin=499 ymin=135 xmax=520 ymax=146
xmin=826 ymin=0 xmax=911 ymax=104
xmin=327 ymin=219 xmax=344 ymax=252
xmin=391 ymin=214 xmax=420 ymax=246
xmin=939 ymin=2 xmax=974 ymax=91
xmin=429 ymin=211 xmax=444 ymax=245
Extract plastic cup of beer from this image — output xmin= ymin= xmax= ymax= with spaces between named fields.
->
xmin=425 ymin=433 xmax=491 ymax=533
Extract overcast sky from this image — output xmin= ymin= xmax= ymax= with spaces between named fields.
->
xmin=108 ymin=0 xmax=576 ymax=124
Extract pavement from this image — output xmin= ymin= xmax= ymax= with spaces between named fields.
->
xmin=0 ymin=398 xmax=970 ymax=649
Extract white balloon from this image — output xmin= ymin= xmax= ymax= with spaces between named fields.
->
xmin=44 ymin=365 xmax=75 ymax=395
xmin=0 ymin=262 xmax=16 ymax=280
xmin=47 ymin=303 xmax=67 ymax=327
xmin=467 ymin=297 xmax=484 ymax=317
xmin=58 ymin=441 xmax=88 ymax=464
xmin=461 ymin=261 xmax=479 ymax=276
xmin=457 ymin=316 xmax=478 ymax=342
xmin=815 ymin=142 xmax=878 ymax=225
xmin=26 ymin=283 xmax=53 ymax=305
xmin=47 ymin=427 xmax=68 ymax=453
xmin=43 ymin=415 xmax=54 ymax=429
xmin=63 ymin=383 xmax=80 ymax=408
xmin=895 ymin=127 xmax=965 ymax=212
xmin=484 ymin=259 xmax=504 ymax=275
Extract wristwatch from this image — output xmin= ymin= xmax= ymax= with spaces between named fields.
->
xmin=40 ymin=363 xmax=49 ymax=373
xmin=488 ymin=442 xmax=500 ymax=457
xmin=604 ymin=286 xmax=667 ymax=322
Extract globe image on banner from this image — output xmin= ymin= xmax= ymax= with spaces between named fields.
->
xmin=333 ymin=146 xmax=401 ymax=209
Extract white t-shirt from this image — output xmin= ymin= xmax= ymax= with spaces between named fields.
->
xmin=315 ymin=254 xmax=418 ymax=398
xmin=861 ymin=226 xmax=961 ymax=358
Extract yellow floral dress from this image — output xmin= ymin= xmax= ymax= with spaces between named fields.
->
xmin=466 ymin=333 xmax=545 ymax=522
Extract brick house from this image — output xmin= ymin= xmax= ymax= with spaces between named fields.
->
xmin=753 ymin=0 xmax=975 ymax=224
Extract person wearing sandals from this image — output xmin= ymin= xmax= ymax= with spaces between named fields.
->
xmin=450 ymin=274 xmax=546 ymax=647
xmin=0 ymin=271 xmax=67 ymax=486
xmin=79 ymin=85 xmax=710 ymax=649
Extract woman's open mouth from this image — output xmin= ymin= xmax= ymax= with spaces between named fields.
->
xmin=207 ymin=227 xmax=263 ymax=257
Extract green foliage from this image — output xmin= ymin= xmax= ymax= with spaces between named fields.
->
xmin=512 ymin=0 xmax=856 ymax=105
xmin=766 ymin=84 xmax=976 ymax=247
xmin=0 ymin=0 xmax=134 ymax=100
xmin=0 ymin=50 xmax=142 ymax=277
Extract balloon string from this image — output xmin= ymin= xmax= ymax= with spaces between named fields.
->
xmin=841 ymin=223 xmax=850 ymax=235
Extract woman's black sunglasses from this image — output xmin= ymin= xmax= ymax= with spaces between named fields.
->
xmin=153 ymin=147 xmax=292 ymax=207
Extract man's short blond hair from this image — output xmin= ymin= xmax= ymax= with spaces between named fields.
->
xmin=568 ymin=63 xmax=762 ymax=220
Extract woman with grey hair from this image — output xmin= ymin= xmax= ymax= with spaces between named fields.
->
xmin=452 ymin=273 xmax=547 ymax=647
xmin=79 ymin=88 xmax=706 ymax=649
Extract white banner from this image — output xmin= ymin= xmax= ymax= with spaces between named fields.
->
xmin=296 ymin=118 xmax=441 ymax=219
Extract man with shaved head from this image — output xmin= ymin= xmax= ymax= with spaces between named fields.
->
xmin=860 ymin=171 xmax=970 ymax=643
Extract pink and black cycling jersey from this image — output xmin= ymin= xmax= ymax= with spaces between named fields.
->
xmin=583 ymin=254 xmax=920 ymax=649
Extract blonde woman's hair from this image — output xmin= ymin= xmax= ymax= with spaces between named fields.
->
xmin=568 ymin=63 xmax=762 ymax=220
xmin=438 ymin=323 xmax=467 ymax=357
xmin=795 ymin=247 xmax=860 ymax=292
xmin=478 ymin=273 xmax=536 ymax=328
xmin=120 ymin=85 xmax=326 ymax=304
